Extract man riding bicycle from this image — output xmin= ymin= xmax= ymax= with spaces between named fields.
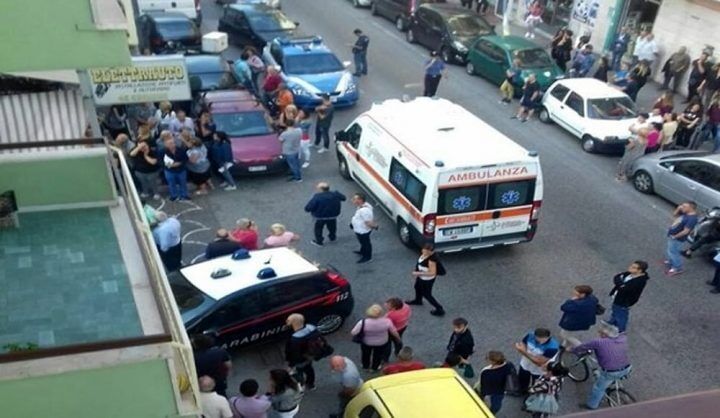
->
xmin=573 ymin=321 xmax=631 ymax=410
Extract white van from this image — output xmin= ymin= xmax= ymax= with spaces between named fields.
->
xmin=335 ymin=97 xmax=543 ymax=252
xmin=137 ymin=0 xmax=201 ymax=24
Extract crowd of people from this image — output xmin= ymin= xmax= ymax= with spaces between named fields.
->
xmin=191 ymin=255 xmax=652 ymax=417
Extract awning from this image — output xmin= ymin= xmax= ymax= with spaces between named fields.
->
xmin=0 ymin=89 xmax=88 ymax=152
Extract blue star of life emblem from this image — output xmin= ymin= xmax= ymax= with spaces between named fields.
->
xmin=501 ymin=190 xmax=521 ymax=205
xmin=452 ymin=196 xmax=472 ymax=211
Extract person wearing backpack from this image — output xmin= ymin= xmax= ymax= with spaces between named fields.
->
xmin=405 ymin=244 xmax=446 ymax=316
xmin=284 ymin=314 xmax=319 ymax=391
xmin=476 ymin=351 xmax=514 ymax=414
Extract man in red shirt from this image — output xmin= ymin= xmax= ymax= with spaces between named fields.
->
xmin=381 ymin=346 xmax=425 ymax=375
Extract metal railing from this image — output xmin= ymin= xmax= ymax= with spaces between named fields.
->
xmin=108 ymin=144 xmax=201 ymax=415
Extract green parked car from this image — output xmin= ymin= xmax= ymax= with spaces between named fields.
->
xmin=465 ymin=35 xmax=563 ymax=94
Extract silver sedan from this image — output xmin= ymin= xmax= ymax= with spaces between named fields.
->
xmin=631 ymin=151 xmax=720 ymax=211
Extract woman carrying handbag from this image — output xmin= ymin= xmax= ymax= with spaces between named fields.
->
xmin=351 ymin=304 xmax=401 ymax=371
xmin=524 ymin=362 xmax=568 ymax=417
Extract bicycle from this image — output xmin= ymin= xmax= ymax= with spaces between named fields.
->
xmin=559 ymin=348 xmax=596 ymax=382
xmin=603 ymin=369 xmax=636 ymax=407
xmin=559 ymin=349 xmax=637 ymax=407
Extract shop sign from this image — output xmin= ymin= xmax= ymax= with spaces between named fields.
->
xmin=88 ymin=55 xmax=191 ymax=105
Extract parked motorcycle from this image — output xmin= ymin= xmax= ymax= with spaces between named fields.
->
xmin=684 ymin=207 xmax=720 ymax=260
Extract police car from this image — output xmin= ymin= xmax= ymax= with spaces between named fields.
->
xmin=263 ymin=36 xmax=359 ymax=108
xmin=168 ymin=247 xmax=354 ymax=350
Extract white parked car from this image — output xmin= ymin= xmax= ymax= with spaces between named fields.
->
xmin=539 ymin=78 xmax=638 ymax=153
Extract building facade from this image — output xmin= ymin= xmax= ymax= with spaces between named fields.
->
xmin=568 ymin=0 xmax=720 ymax=95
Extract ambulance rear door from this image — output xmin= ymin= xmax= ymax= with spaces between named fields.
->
xmin=435 ymin=162 xmax=540 ymax=248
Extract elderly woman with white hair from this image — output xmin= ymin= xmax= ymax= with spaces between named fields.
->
xmin=351 ymin=304 xmax=401 ymax=371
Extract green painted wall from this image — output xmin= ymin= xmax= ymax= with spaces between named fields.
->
xmin=0 ymin=359 xmax=183 ymax=418
xmin=0 ymin=0 xmax=131 ymax=72
xmin=0 ymin=154 xmax=115 ymax=208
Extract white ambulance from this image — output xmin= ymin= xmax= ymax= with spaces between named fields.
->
xmin=335 ymin=97 xmax=543 ymax=253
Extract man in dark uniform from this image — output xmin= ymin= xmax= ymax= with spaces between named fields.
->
xmin=351 ymin=29 xmax=369 ymax=77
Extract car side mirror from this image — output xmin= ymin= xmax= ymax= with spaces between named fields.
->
xmin=343 ymin=61 xmax=351 ymax=68
xmin=335 ymin=130 xmax=348 ymax=142
xmin=667 ymin=165 xmax=675 ymax=172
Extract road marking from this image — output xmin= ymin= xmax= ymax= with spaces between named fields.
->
xmin=638 ymin=330 xmax=663 ymax=351
xmin=182 ymin=227 xmax=210 ymax=242
xmin=403 ymin=82 xmax=422 ymax=89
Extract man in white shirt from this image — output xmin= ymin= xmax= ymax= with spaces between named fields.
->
xmin=350 ymin=193 xmax=377 ymax=264
xmin=152 ymin=211 xmax=182 ymax=271
xmin=633 ymin=31 xmax=659 ymax=68
xmin=169 ymin=109 xmax=195 ymax=137
xmin=199 ymin=376 xmax=233 ymax=418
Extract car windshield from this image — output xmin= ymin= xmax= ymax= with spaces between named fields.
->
xmin=446 ymin=14 xmax=491 ymax=37
xmin=284 ymin=53 xmax=344 ymax=75
xmin=190 ymin=72 xmax=238 ymax=91
xmin=248 ymin=11 xmax=296 ymax=31
xmin=213 ymin=111 xmax=273 ymax=137
xmin=156 ymin=20 xmax=198 ymax=39
xmin=587 ymin=97 xmax=637 ymax=120
xmin=514 ymin=48 xmax=553 ymax=68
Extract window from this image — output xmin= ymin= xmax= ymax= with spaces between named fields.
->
xmin=438 ymin=185 xmax=487 ymax=215
xmin=565 ymin=92 xmax=584 ymax=116
xmin=445 ymin=14 xmax=493 ymax=36
xmin=202 ymin=291 xmax=266 ymax=329
xmin=270 ymin=44 xmax=283 ymax=66
xmin=261 ymin=280 xmax=315 ymax=308
xmin=359 ymin=406 xmax=382 ymax=418
xmin=474 ymin=40 xmax=504 ymax=62
xmin=587 ymin=97 xmax=637 ymax=120
xmin=284 ymin=53 xmax=344 ymax=75
xmin=389 ymin=159 xmax=427 ymax=209
xmin=345 ymin=123 xmax=362 ymax=148
xmin=549 ymin=84 xmax=570 ymax=101
xmin=487 ymin=180 xmax=535 ymax=210
xmin=515 ymin=48 xmax=553 ymax=69
xmin=674 ymin=160 xmax=720 ymax=190
xmin=212 ymin=111 xmax=273 ymax=137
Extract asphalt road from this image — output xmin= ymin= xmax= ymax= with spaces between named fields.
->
xmin=160 ymin=1 xmax=720 ymax=416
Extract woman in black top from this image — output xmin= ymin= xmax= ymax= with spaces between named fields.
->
xmin=630 ymin=60 xmax=651 ymax=94
xmin=551 ymin=29 xmax=573 ymax=72
xmin=593 ymin=56 xmax=610 ymax=82
xmin=129 ymin=138 xmax=161 ymax=199
xmin=196 ymin=110 xmax=216 ymax=145
xmin=675 ymin=103 xmax=703 ymax=148
xmin=478 ymin=351 xmax=513 ymax=414
xmin=405 ymin=244 xmax=445 ymax=316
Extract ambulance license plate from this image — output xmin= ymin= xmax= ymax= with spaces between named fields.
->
xmin=442 ymin=226 xmax=473 ymax=236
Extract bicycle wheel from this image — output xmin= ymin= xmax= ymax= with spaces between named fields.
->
xmin=605 ymin=388 xmax=637 ymax=407
xmin=559 ymin=350 xmax=589 ymax=382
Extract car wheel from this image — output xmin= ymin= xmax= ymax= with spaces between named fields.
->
xmin=441 ymin=47 xmax=452 ymax=63
xmin=538 ymin=107 xmax=551 ymax=123
xmin=581 ymin=135 xmax=596 ymax=153
xmin=338 ymin=155 xmax=351 ymax=180
xmin=406 ymin=28 xmax=415 ymax=43
xmin=633 ymin=170 xmax=654 ymax=194
xmin=370 ymin=1 xmax=378 ymax=15
xmin=466 ymin=62 xmax=476 ymax=75
xmin=397 ymin=218 xmax=413 ymax=248
xmin=317 ymin=314 xmax=344 ymax=334
xmin=395 ymin=17 xmax=405 ymax=31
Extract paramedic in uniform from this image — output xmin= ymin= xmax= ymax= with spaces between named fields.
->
xmin=350 ymin=193 xmax=377 ymax=264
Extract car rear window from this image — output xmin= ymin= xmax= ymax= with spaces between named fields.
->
xmin=515 ymin=48 xmax=553 ymax=69
xmin=438 ymin=185 xmax=487 ymax=215
xmin=487 ymin=180 xmax=535 ymax=210
xmin=168 ymin=272 xmax=214 ymax=314
xmin=156 ymin=21 xmax=198 ymax=39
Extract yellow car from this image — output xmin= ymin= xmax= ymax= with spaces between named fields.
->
xmin=344 ymin=368 xmax=495 ymax=418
